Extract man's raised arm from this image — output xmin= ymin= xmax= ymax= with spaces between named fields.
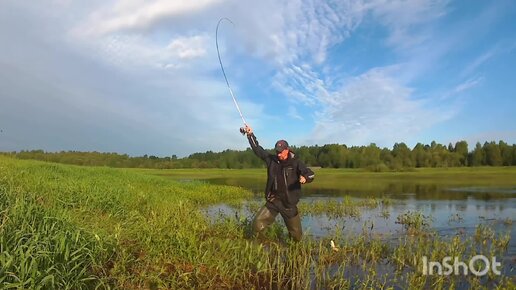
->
xmin=243 ymin=125 xmax=268 ymax=161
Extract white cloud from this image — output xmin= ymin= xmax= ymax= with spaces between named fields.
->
xmin=453 ymin=77 xmax=483 ymax=94
xmin=253 ymin=0 xmax=456 ymax=147
xmin=65 ymin=0 xmax=226 ymax=73
xmin=167 ymin=35 xmax=208 ymax=59
xmin=84 ymin=0 xmax=225 ymax=35
xmin=228 ymin=0 xmax=365 ymax=67
xmin=0 ymin=0 xmax=272 ymax=156
xmin=273 ymin=64 xmax=329 ymax=106
xmin=1 ymin=0 xmax=489 ymax=156
xmin=76 ymin=0 xmax=448 ymax=104
xmin=239 ymin=0 xmax=452 ymax=146
xmin=68 ymin=31 xmax=213 ymax=71
xmin=460 ymin=48 xmax=496 ymax=78
xmin=437 ymin=76 xmax=484 ymax=101
xmin=308 ymin=67 xmax=454 ymax=146
xmin=369 ymin=0 xmax=449 ymax=50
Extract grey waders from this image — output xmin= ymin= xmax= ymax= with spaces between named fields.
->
xmin=283 ymin=214 xmax=302 ymax=242
xmin=252 ymin=205 xmax=302 ymax=242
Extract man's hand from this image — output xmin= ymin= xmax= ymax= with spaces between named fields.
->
xmin=299 ymin=175 xmax=306 ymax=184
xmin=244 ymin=124 xmax=253 ymax=135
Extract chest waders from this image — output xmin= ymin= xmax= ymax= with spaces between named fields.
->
xmin=252 ymin=204 xmax=302 ymax=242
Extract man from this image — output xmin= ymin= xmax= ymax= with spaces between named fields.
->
xmin=243 ymin=124 xmax=314 ymax=242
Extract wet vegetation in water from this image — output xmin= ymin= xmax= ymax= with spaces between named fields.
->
xmin=0 ymin=156 xmax=514 ymax=289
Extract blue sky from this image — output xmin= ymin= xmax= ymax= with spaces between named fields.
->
xmin=0 ymin=0 xmax=515 ymax=157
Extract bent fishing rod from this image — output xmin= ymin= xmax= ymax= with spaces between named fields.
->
xmin=216 ymin=18 xmax=248 ymax=135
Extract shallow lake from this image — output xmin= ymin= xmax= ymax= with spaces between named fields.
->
xmin=200 ymin=175 xmax=516 ymax=276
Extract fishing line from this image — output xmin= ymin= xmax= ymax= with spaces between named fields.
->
xmin=216 ymin=17 xmax=247 ymax=127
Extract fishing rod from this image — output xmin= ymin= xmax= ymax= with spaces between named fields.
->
xmin=216 ymin=18 xmax=248 ymax=135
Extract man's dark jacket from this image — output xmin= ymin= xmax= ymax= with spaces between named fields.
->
xmin=247 ymin=133 xmax=315 ymax=205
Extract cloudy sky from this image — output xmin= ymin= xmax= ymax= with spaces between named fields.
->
xmin=1 ymin=0 xmax=515 ymax=157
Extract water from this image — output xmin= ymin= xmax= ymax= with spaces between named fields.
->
xmin=201 ymin=176 xmax=516 ymax=278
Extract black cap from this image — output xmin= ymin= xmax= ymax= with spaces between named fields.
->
xmin=274 ymin=140 xmax=289 ymax=152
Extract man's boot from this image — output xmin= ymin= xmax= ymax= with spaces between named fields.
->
xmin=284 ymin=214 xmax=302 ymax=242
xmin=252 ymin=206 xmax=277 ymax=239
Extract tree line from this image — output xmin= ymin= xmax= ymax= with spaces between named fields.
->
xmin=2 ymin=140 xmax=515 ymax=170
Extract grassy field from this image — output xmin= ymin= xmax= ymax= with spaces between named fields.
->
xmin=139 ymin=166 xmax=516 ymax=185
xmin=1 ymin=156 xmax=514 ymax=289
xmin=140 ymin=167 xmax=516 ymax=200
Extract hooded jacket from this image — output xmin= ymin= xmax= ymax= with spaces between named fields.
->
xmin=247 ymin=133 xmax=315 ymax=205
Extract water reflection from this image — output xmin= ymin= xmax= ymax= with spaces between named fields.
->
xmin=202 ymin=176 xmax=515 ymax=261
xmin=204 ymin=177 xmax=516 ymax=201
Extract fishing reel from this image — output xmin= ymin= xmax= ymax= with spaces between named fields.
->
xmin=239 ymin=127 xmax=247 ymax=135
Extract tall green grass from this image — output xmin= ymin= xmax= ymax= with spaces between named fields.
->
xmin=0 ymin=165 xmax=113 ymax=289
xmin=0 ymin=156 xmax=513 ymax=289
xmin=0 ymin=156 xmax=252 ymax=288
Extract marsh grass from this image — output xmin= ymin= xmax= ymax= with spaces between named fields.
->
xmin=145 ymin=167 xmax=516 ymax=197
xmin=395 ymin=211 xmax=433 ymax=235
xmin=0 ymin=156 xmax=513 ymax=289
xmin=239 ymin=196 xmax=393 ymax=221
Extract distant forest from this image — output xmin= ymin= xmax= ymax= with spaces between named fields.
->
xmin=2 ymin=140 xmax=515 ymax=170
